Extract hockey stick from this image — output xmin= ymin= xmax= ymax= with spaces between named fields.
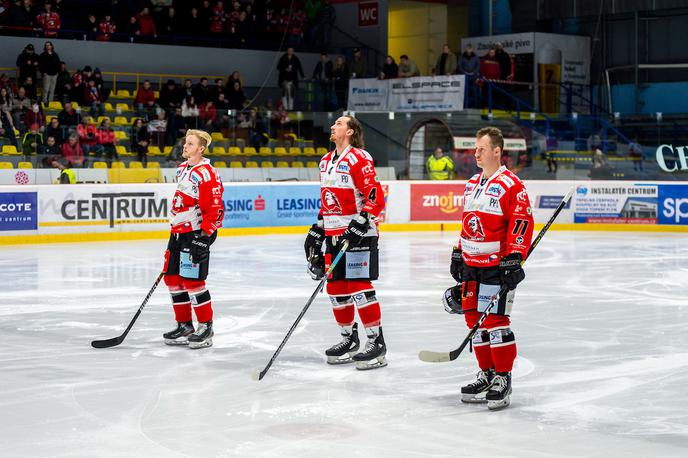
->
xmin=419 ymin=187 xmax=574 ymax=363
xmin=91 ymin=272 xmax=164 ymax=349
xmin=253 ymin=241 xmax=350 ymax=381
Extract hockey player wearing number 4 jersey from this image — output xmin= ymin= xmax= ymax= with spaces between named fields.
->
xmin=304 ymin=115 xmax=387 ymax=370
xmin=444 ymin=127 xmax=533 ymax=410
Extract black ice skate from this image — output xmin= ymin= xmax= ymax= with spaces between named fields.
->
xmin=163 ymin=321 xmax=195 ymax=346
xmin=325 ymin=323 xmax=360 ymax=364
xmin=188 ymin=321 xmax=214 ymax=349
xmin=461 ymin=368 xmax=495 ymax=403
xmin=352 ymin=327 xmax=387 ymax=370
xmin=486 ymin=372 xmax=512 ymax=411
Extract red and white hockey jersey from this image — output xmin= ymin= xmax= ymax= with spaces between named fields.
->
xmin=36 ymin=12 xmax=61 ymax=36
xmin=170 ymin=158 xmax=224 ymax=235
xmin=319 ymin=145 xmax=385 ymax=236
xmin=458 ymin=166 xmax=533 ymax=267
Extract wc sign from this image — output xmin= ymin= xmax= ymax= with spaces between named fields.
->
xmin=358 ymin=1 xmax=379 ymax=27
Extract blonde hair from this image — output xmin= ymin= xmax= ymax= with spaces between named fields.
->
xmin=186 ymin=129 xmax=212 ymax=151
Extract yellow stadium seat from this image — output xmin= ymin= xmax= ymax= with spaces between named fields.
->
xmin=115 ymin=145 xmax=128 ymax=156
xmin=104 ymin=102 xmax=115 ymax=112
xmin=243 ymin=147 xmax=257 ymax=156
xmin=0 ymin=162 xmax=14 ymax=169
xmin=97 ymin=116 xmax=111 ymax=124
xmin=116 ymin=89 xmax=132 ymax=98
xmin=146 ymin=162 xmax=160 ymax=168
xmin=48 ymin=101 xmax=62 ymax=110
xmin=288 ymin=147 xmax=301 ymax=156
xmin=149 ymin=146 xmax=162 ymax=156
xmin=211 ymin=132 xmax=225 ymax=143
xmin=227 ymin=147 xmax=241 ymax=156
xmin=18 ymin=161 xmax=33 ymax=169
xmin=291 ymin=161 xmax=305 ymax=168
xmin=303 ymin=147 xmax=316 ymax=156
xmin=306 ymin=161 xmax=319 ymax=168
xmin=114 ymin=130 xmax=128 ymax=140
xmin=129 ymin=161 xmax=143 ymax=168
xmin=111 ymin=161 xmax=126 ymax=168
xmin=276 ymin=161 xmax=289 ymax=168
xmin=113 ymin=116 xmax=128 ymax=126
xmin=212 ymin=146 xmax=226 ymax=156
xmin=214 ymin=161 xmax=227 ymax=168
xmin=163 ymin=146 xmax=172 ymax=155
xmin=2 ymin=145 xmax=19 ymax=155
xmin=261 ymin=161 xmax=274 ymax=168
xmin=229 ymin=161 xmax=243 ymax=168
xmin=245 ymin=161 xmax=259 ymax=168
xmin=116 ymin=103 xmax=130 ymax=112
xmin=92 ymin=161 xmax=108 ymax=168
xmin=259 ymin=147 xmax=273 ymax=156
xmin=274 ymin=147 xmax=287 ymax=156
xmin=317 ymin=147 xmax=329 ymax=156
xmin=46 ymin=115 xmax=56 ymax=124
xmin=153 ymin=91 xmax=160 ymax=98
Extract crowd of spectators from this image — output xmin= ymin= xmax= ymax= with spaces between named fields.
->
xmin=0 ymin=0 xmax=336 ymax=50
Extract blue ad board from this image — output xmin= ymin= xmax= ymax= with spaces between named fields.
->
xmin=222 ymin=185 xmax=321 ymax=228
xmin=658 ymin=184 xmax=688 ymax=225
xmin=0 ymin=192 xmax=38 ymax=231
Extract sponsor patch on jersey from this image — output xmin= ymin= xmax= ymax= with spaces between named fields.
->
xmin=189 ymin=173 xmax=200 ymax=184
xmin=345 ymin=251 xmax=370 ymax=279
xmin=199 ymin=168 xmax=211 ymax=182
xmin=361 ymin=163 xmax=374 ymax=175
xmin=498 ymin=174 xmax=515 ymax=188
xmin=516 ymin=236 xmax=524 ymax=244
xmin=485 ymin=183 xmax=504 ymax=198
xmin=337 ymin=163 xmax=350 ymax=173
xmin=526 ymin=207 xmax=532 ymax=215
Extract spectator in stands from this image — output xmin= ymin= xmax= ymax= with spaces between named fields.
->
xmin=209 ymin=1 xmax=226 ymax=36
xmin=350 ymin=47 xmax=367 ymax=79
xmin=41 ymin=134 xmax=61 ymax=157
xmin=148 ymin=109 xmax=167 ymax=148
xmin=434 ymin=44 xmax=457 ymax=75
xmin=380 ymin=55 xmax=398 ymax=80
xmin=77 ymin=116 xmax=97 ymax=157
xmin=46 ymin=116 xmax=64 ymax=144
xmin=135 ymin=79 xmax=156 ymax=118
xmin=426 ymin=147 xmax=455 ymax=180
xmin=84 ymin=13 xmax=99 ymax=40
xmin=21 ymin=75 xmax=37 ymax=100
xmin=57 ymin=101 xmax=81 ymax=129
xmin=0 ymin=88 xmax=17 ymax=143
xmin=39 ymin=41 xmax=60 ymax=103
xmin=272 ymin=98 xmax=290 ymax=127
xmin=187 ymin=7 xmax=206 ymax=36
xmin=0 ymin=87 xmax=13 ymax=114
xmin=629 ymin=136 xmax=644 ymax=172
xmin=16 ymin=44 xmax=39 ymax=87
xmin=0 ymin=73 xmax=18 ymax=99
xmin=166 ymin=137 xmax=184 ymax=165
xmin=124 ymin=15 xmax=139 ymax=40
xmin=214 ymin=93 xmax=231 ymax=131
xmin=480 ymin=47 xmax=500 ymax=107
xmin=9 ymin=1 xmax=36 ymax=36
xmin=277 ymin=47 xmax=304 ymax=110
xmin=458 ymin=44 xmax=480 ymax=78
xmin=211 ymin=77 xmax=225 ymax=101
xmin=225 ymin=71 xmax=243 ymax=92
xmin=70 ymin=66 xmax=86 ymax=104
xmin=24 ymin=101 xmax=45 ymax=133
xmin=199 ymin=100 xmax=217 ymax=131
xmin=131 ymin=118 xmax=150 ymax=166
xmin=97 ymin=14 xmax=117 ymax=41
xmin=181 ymin=78 xmax=194 ymax=99
xmin=160 ymin=6 xmax=180 ymax=36
xmin=61 ymin=133 xmax=85 ymax=167
xmin=312 ymin=51 xmax=334 ymax=110
xmin=165 ymin=106 xmax=186 ymax=146
xmin=137 ymin=7 xmax=157 ymax=38
xmin=398 ymin=54 xmax=420 ymax=78
xmin=11 ymin=86 xmax=31 ymax=129
xmin=247 ymin=108 xmax=267 ymax=150
xmin=333 ymin=55 xmax=349 ymax=109
xmin=22 ymin=123 xmax=44 ymax=155
xmin=158 ymin=79 xmax=182 ymax=113
xmin=494 ymin=42 xmax=512 ymax=81
xmin=0 ymin=110 xmax=18 ymax=147
xmin=55 ymin=61 xmax=71 ymax=102
xmin=43 ymin=156 xmax=75 ymax=183
xmin=36 ymin=2 xmax=60 ymax=37
xmin=288 ymin=8 xmax=306 ymax=47
xmin=83 ymin=79 xmax=104 ymax=117
xmin=92 ymin=68 xmax=110 ymax=102
xmin=226 ymin=81 xmax=246 ymax=111
xmin=193 ymin=77 xmax=212 ymax=105
xmin=182 ymin=96 xmax=200 ymax=128
xmin=96 ymin=118 xmax=118 ymax=165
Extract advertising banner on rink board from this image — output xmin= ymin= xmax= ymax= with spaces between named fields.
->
xmin=0 ymin=191 xmax=38 ymax=231
xmin=410 ymin=183 xmax=466 ymax=221
xmin=657 ymin=184 xmax=688 ymax=225
xmin=222 ymin=184 xmax=321 ymax=228
xmin=573 ymin=183 xmax=658 ymax=224
xmin=388 ymin=75 xmax=465 ymax=112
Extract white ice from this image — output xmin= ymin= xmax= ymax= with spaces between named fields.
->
xmin=1 ymin=231 xmax=687 ymax=457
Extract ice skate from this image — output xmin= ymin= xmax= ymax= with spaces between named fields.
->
xmin=188 ymin=321 xmax=213 ymax=349
xmin=163 ymin=321 xmax=195 ymax=346
xmin=325 ymin=323 xmax=360 ymax=364
xmin=461 ymin=368 xmax=495 ymax=403
xmin=486 ymin=372 xmax=512 ymax=411
xmin=353 ymin=327 xmax=387 ymax=370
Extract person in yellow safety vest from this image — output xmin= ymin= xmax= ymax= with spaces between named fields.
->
xmin=426 ymin=147 xmax=455 ymax=180
xmin=43 ymin=156 xmax=76 ymax=184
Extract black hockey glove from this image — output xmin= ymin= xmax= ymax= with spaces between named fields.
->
xmin=304 ymin=222 xmax=325 ymax=260
xmin=450 ymin=246 xmax=463 ymax=283
xmin=307 ymin=253 xmax=326 ymax=281
xmin=190 ymin=233 xmax=211 ymax=264
xmin=341 ymin=212 xmax=369 ymax=247
xmin=499 ymin=253 xmax=525 ymax=291
xmin=442 ymin=285 xmax=463 ymax=314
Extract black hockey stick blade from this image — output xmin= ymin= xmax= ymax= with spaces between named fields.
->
xmin=418 ymin=188 xmax=574 ymax=363
xmin=91 ymin=272 xmax=164 ymax=349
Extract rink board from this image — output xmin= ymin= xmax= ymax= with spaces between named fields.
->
xmin=0 ymin=180 xmax=686 ymax=243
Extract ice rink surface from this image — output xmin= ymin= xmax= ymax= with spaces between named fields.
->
xmin=2 ymin=231 xmax=688 ymax=457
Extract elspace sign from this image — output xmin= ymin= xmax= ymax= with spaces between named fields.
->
xmin=658 ymin=184 xmax=688 ymax=225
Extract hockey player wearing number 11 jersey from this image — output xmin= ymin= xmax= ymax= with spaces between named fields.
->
xmin=444 ymin=127 xmax=534 ymax=410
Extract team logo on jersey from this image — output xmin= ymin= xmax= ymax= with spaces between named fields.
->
xmin=517 ymin=190 xmax=528 ymax=202
xmin=463 ymin=214 xmax=485 ymax=239
xmin=322 ymin=190 xmax=343 ymax=214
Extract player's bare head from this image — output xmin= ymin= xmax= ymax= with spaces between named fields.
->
xmin=330 ymin=115 xmax=364 ymax=148
xmin=476 ymin=126 xmax=504 ymax=152
xmin=184 ymin=129 xmax=212 ymax=158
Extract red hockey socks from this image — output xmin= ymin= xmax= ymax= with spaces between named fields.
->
xmin=484 ymin=314 xmax=517 ymax=373
xmin=464 ymin=310 xmax=494 ymax=371
xmin=164 ymin=274 xmax=192 ymax=322
xmin=184 ymin=279 xmax=213 ymax=323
